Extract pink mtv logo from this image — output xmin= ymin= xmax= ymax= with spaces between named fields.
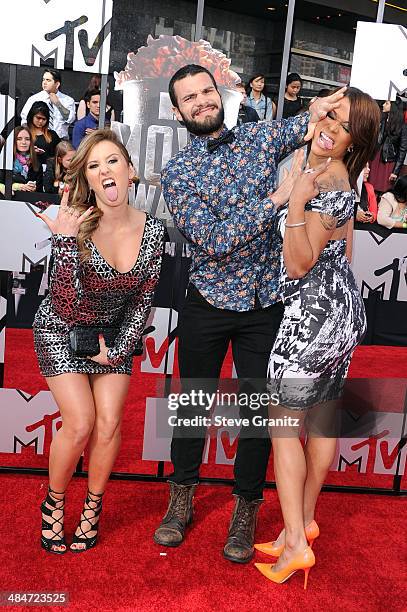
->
xmin=0 ymin=389 xmax=61 ymax=454
xmin=334 ymin=427 xmax=406 ymax=476
xmin=141 ymin=307 xmax=178 ymax=374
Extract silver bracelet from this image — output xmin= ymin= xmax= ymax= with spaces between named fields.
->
xmin=285 ymin=221 xmax=306 ymax=228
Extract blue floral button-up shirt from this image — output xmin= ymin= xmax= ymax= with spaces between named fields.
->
xmin=161 ymin=114 xmax=309 ymax=312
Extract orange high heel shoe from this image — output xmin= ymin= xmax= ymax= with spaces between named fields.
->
xmin=255 ymin=546 xmax=315 ymax=590
xmin=254 ymin=520 xmax=319 ymax=557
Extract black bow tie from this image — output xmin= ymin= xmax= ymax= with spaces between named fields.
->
xmin=207 ymin=130 xmax=235 ymax=153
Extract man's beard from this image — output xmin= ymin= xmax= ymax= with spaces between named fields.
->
xmin=179 ymin=105 xmax=225 ymax=136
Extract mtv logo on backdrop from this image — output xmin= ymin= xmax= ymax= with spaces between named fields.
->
xmin=142 ymin=397 xmax=225 ymax=465
xmin=332 ymin=411 xmax=406 ymax=476
xmin=0 ymin=201 xmax=56 ymax=273
xmin=0 ymin=389 xmax=60 ymax=454
xmin=333 ymin=438 xmax=370 ymax=473
xmin=350 ymin=22 xmax=407 ymax=100
xmin=1 ymin=0 xmax=113 ymax=73
xmin=141 ymin=307 xmax=178 ymax=375
xmin=351 ymin=231 xmax=407 ymax=302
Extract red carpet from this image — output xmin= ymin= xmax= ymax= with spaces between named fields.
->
xmin=0 ymin=330 xmax=406 ymax=610
xmin=2 ymin=329 xmax=407 ymax=489
xmin=0 ymin=475 xmax=406 ymax=612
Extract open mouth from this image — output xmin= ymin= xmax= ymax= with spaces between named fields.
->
xmin=317 ymin=131 xmax=334 ymax=151
xmin=102 ymin=178 xmax=118 ymax=202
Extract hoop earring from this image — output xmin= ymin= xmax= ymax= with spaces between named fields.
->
xmin=347 ymin=145 xmax=354 ymax=153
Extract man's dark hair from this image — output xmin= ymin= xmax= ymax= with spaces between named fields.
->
xmin=85 ymin=88 xmax=101 ymax=103
xmin=43 ymin=68 xmax=62 ymax=85
xmin=169 ymin=64 xmax=218 ymax=107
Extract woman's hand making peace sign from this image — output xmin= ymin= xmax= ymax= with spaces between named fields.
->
xmin=36 ymin=185 xmax=94 ymax=237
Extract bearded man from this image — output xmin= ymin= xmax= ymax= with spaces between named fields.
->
xmin=156 ymin=64 xmax=344 ymax=563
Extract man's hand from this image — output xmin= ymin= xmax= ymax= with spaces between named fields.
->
xmin=271 ymin=149 xmax=304 ymax=208
xmin=389 ymin=173 xmax=397 ymax=182
xmin=304 ymin=87 xmax=347 ymax=142
xmin=49 ymin=92 xmax=59 ymax=105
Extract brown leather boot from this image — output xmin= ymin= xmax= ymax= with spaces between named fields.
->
xmin=153 ymin=482 xmax=197 ymax=547
xmin=223 ymin=495 xmax=263 ymax=563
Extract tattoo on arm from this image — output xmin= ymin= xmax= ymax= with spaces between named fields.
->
xmin=319 ymin=212 xmax=337 ymax=230
xmin=54 ymin=100 xmax=70 ymax=121
xmin=317 ymin=174 xmax=348 ymax=193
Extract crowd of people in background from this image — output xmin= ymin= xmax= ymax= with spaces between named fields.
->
xmin=237 ymin=73 xmax=407 ymax=233
xmin=1 ymin=66 xmax=406 ymax=234
xmin=0 ymin=69 xmax=117 ymax=196
xmin=353 ymin=97 xmax=407 ymax=231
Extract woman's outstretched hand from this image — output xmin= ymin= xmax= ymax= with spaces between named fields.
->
xmin=289 ymin=158 xmax=331 ymax=205
xmin=271 ymin=148 xmax=305 ymax=208
xmin=305 ymin=87 xmax=347 ymax=141
xmin=35 ymin=186 xmax=94 ymax=237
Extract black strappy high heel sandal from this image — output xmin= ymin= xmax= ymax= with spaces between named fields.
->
xmin=40 ymin=487 xmax=66 ymax=554
xmin=70 ymin=490 xmax=104 ymax=553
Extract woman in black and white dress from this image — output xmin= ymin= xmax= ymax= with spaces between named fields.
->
xmin=34 ymin=129 xmax=163 ymax=554
xmin=255 ymin=88 xmax=381 ymax=588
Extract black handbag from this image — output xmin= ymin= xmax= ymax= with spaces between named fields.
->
xmin=69 ymin=325 xmax=154 ymax=358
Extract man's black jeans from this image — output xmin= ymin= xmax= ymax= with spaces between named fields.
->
xmin=170 ymin=284 xmax=283 ymax=501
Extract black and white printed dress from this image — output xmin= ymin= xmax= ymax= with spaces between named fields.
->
xmin=268 ymin=190 xmax=366 ymax=410
xmin=33 ymin=214 xmax=164 ymax=377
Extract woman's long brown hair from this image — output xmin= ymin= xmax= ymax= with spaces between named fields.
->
xmin=13 ymin=126 xmax=40 ymax=172
xmin=65 ymin=129 xmax=134 ymax=261
xmin=342 ymin=87 xmax=381 ymax=189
